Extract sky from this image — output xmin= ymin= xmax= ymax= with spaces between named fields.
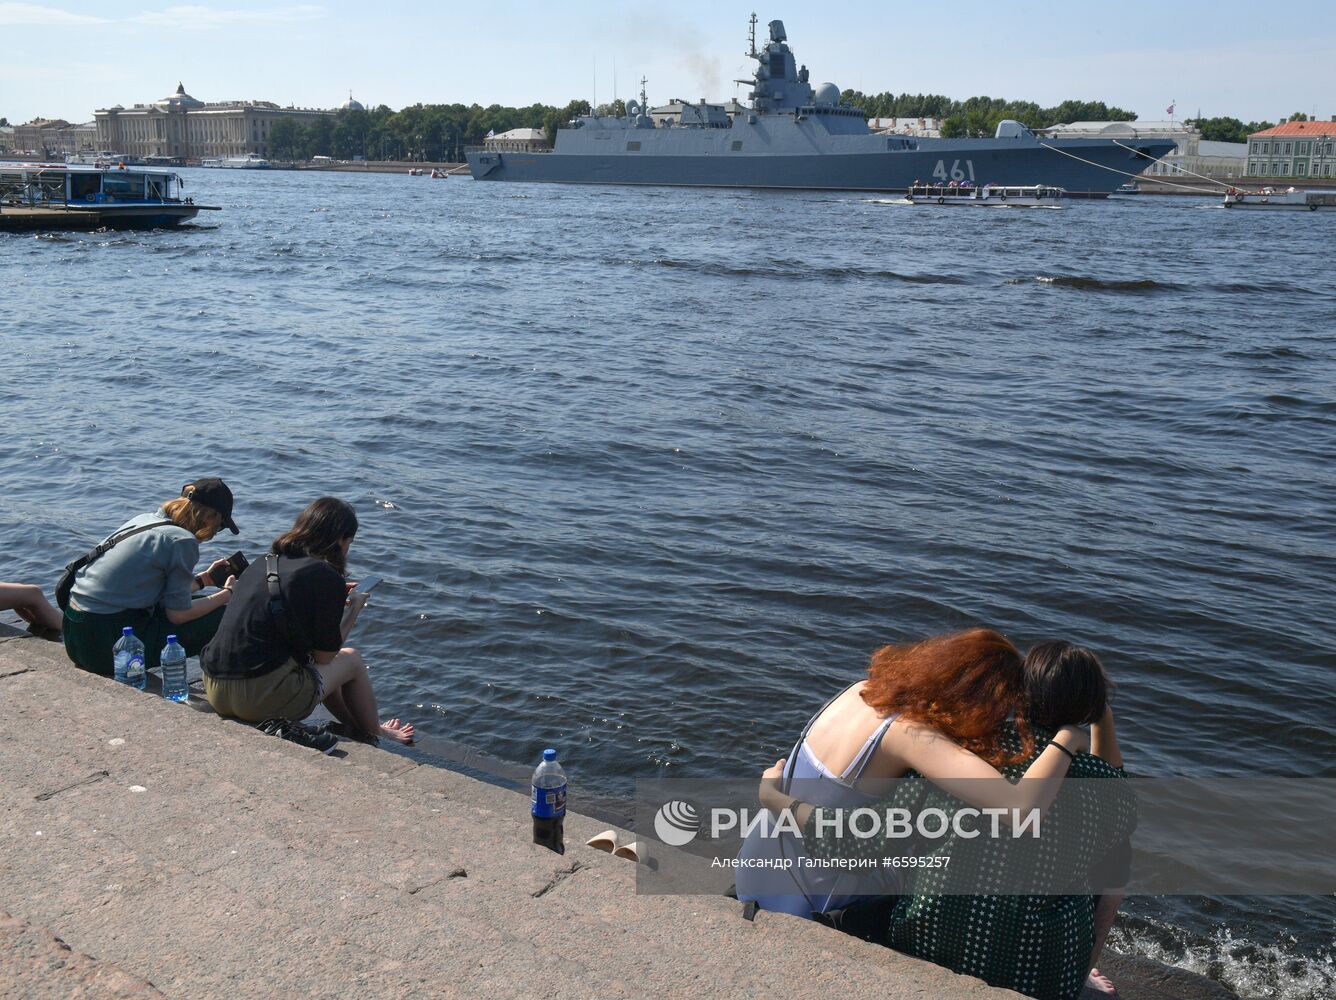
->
xmin=2 ymin=1 xmax=1334 ymax=126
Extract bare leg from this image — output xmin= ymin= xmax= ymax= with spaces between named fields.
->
xmin=0 ymin=583 xmax=63 ymax=634
xmin=321 ymin=686 xmax=358 ymax=730
xmin=1085 ymin=892 xmax=1124 ymax=995
xmin=311 ymin=648 xmax=415 ymax=744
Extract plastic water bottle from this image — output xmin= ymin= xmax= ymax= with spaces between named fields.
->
xmin=160 ymin=634 xmax=188 ymax=702
xmin=112 ymin=627 xmax=145 ymax=689
xmin=531 ymin=748 xmax=567 ymax=855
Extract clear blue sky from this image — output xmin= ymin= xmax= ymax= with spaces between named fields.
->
xmin=3 ymin=1 xmax=1333 ymax=126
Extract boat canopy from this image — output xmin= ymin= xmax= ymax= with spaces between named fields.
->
xmin=0 ymin=164 xmax=183 ymax=207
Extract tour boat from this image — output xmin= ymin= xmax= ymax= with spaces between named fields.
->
xmin=905 ymin=183 xmax=1065 ymax=206
xmin=200 ymin=154 xmax=271 ymax=169
xmin=0 ymin=162 xmax=218 ymax=230
xmin=1223 ymin=187 xmax=1336 ymax=211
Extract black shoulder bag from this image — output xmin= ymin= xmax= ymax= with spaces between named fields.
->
xmin=265 ymin=553 xmax=313 ymax=661
xmin=55 ymin=519 xmax=173 ymax=611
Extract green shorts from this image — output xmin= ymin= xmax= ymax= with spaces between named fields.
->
xmin=63 ymin=601 xmax=227 ymax=678
xmin=203 ymin=659 xmax=322 ymax=723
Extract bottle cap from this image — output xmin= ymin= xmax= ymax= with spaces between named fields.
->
xmin=122 ymin=627 xmax=134 ymax=635
xmin=166 ymin=634 xmax=178 ymax=643
xmin=543 ymin=748 xmax=557 ymax=761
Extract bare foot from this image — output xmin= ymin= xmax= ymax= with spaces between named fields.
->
xmin=380 ymin=718 xmax=415 ymax=745
xmin=1083 ymin=969 xmax=1117 ymax=997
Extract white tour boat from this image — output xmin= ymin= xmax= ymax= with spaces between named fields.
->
xmin=1223 ymin=186 xmax=1336 ymax=211
xmin=0 ymin=161 xmax=218 ymax=230
xmin=200 ymin=154 xmax=271 ymax=169
xmin=905 ymin=183 xmax=1065 ymax=206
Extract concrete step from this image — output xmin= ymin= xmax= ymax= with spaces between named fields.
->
xmin=0 ymin=628 xmax=1025 ymax=1000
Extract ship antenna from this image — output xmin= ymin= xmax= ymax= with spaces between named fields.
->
xmin=640 ymin=76 xmax=648 ymax=109
xmin=747 ymin=12 xmax=757 ymax=58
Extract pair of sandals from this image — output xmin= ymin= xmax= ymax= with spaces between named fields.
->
xmin=585 ymin=829 xmax=643 ymax=862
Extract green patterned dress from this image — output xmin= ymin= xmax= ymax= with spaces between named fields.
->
xmin=802 ymin=726 xmax=1135 ymax=1000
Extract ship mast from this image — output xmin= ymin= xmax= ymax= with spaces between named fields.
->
xmin=747 ymin=12 xmax=757 ymax=58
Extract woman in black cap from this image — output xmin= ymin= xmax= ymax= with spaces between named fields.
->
xmin=62 ymin=478 xmax=241 ymax=677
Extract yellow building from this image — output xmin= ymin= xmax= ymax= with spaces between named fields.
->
xmin=95 ymin=84 xmax=338 ymax=161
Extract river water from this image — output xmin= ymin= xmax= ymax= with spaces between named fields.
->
xmin=1 ymin=169 xmax=1332 ymax=997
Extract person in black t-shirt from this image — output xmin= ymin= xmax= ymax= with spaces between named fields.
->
xmin=200 ymin=497 xmax=414 ymax=745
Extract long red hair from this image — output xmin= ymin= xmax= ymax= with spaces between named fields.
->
xmin=860 ymin=628 xmax=1033 ymax=766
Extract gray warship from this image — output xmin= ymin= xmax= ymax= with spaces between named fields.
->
xmin=467 ymin=17 xmax=1173 ymax=197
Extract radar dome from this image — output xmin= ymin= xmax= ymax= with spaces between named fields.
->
xmin=814 ymin=83 xmax=841 ymax=106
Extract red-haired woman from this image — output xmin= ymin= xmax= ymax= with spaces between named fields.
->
xmin=739 ymin=628 xmax=1087 ymax=918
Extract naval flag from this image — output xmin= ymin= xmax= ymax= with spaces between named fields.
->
xmin=1165 ymin=101 xmax=1175 ymax=116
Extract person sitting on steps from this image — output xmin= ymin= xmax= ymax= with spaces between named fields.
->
xmin=200 ymin=497 xmax=413 ymax=746
xmin=61 ymin=478 xmax=241 ymax=676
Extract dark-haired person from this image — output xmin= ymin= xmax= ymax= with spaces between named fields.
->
xmin=200 ymin=497 xmax=413 ymax=746
xmin=1024 ymin=640 xmax=1127 ymax=998
xmin=741 ymin=629 xmax=1091 ymax=919
xmin=770 ymin=636 xmax=1133 ymax=1000
xmin=62 ymin=478 xmax=241 ymax=676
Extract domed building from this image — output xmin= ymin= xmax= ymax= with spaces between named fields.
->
xmin=96 ymin=84 xmax=340 ymax=161
xmin=155 ymin=82 xmax=204 ymax=110
xmin=341 ymin=93 xmax=365 ymax=112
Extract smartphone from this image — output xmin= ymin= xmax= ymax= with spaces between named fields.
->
xmin=208 ymin=551 xmax=250 ymax=588
xmin=351 ymin=574 xmax=382 ymax=595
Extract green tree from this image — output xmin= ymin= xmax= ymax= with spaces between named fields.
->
xmin=543 ymin=99 xmax=590 ymax=146
xmin=1192 ymin=116 xmax=1252 ymax=143
xmin=304 ymin=115 xmax=334 ymax=157
xmin=332 ymin=107 xmax=370 ymax=159
xmin=268 ymin=117 xmax=304 ymax=161
xmin=1288 ymin=112 xmax=1310 ymax=122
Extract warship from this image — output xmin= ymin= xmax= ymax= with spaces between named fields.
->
xmin=467 ymin=17 xmax=1174 ymax=197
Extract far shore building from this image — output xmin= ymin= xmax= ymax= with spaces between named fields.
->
xmin=10 ymin=118 xmax=96 ymax=157
xmin=483 ymin=128 xmax=550 ymax=152
xmin=1041 ymin=121 xmax=1247 ymax=184
xmin=1245 ymin=120 xmax=1336 ymax=179
xmin=869 ymin=117 xmax=943 ymax=138
xmin=95 ymin=84 xmax=343 ymax=160
xmin=649 ymin=98 xmax=747 ymax=126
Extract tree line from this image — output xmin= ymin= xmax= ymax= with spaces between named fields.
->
xmin=1188 ymin=113 xmax=1325 ymax=144
xmin=841 ymin=92 xmax=1140 ymax=137
xmin=841 ymin=91 xmax=1309 ymax=142
xmin=266 ymin=101 xmax=590 ymax=162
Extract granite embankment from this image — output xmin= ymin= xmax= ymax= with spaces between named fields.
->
xmin=0 ymin=625 xmax=1237 ymax=1000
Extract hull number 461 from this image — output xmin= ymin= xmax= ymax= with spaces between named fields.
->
xmin=932 ymin=159 xmax=976 ymax=182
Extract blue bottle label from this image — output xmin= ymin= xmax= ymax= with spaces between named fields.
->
xmin=126 ymin=655 xmax=144 ymax=676
xmin=531 ymin=782 xmax=567 ymax=818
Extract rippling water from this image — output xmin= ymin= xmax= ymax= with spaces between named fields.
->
xmin=2 ymin=170 xmax=1333 ymax=996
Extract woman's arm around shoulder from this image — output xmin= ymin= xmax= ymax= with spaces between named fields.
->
xmin=885 ymin=719 xmax=1090 ymax=818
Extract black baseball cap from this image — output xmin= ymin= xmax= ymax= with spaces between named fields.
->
xmin=183 ymin=477 xmax=238 ymax=534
